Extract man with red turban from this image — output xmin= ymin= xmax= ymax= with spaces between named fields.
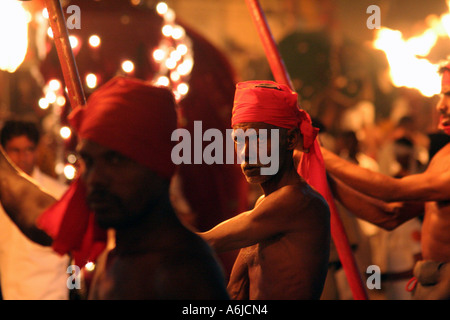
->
xmin=200 ymin=80 xmax=331 ymax=299
xmin=320 ymin=63 xmax=450 ymax=300
xmin=0 ymin=76 xmax=229 ymax=299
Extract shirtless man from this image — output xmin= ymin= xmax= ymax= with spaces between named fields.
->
xmin=319 ymin=64 xmax=450 ymax=299
xmin=200 ymin=81 xmax=330 ymax=300
xmin=0 ymin=77 xmax=229 ymax=299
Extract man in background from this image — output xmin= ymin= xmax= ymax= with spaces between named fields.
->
xmin=0 ymin=78 xmax=229 ymax=300
xmin=200 ymin=81 xmax=330 ymax=299
xmin=0 ymin=119 xmax=69 ymax=300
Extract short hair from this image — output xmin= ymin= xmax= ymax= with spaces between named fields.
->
xmin=0 ymin=120 xmax=41 ymax=148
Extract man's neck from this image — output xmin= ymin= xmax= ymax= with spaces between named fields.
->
xmin=113 ymin=194 xmax=181 ymax=255
xmin=260 ymin=161 xmax=303 ymax=196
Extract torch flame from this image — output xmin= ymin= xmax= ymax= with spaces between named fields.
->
xmin=373 ymin=1 xmax=450 ymax=97
xmin=0 ymin=0 xmax=30 ymax=73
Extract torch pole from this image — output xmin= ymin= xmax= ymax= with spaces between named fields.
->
xmin=245 ymin=0 xmax=369 ymax=300
xmin=44 ymin=0 xmax=85 ymax=109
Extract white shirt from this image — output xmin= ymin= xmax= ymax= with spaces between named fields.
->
xmin=0 ymin=168 xmax=70 ymax=300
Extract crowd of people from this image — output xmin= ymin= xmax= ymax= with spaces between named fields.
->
xmin=0 ymin=63 xmax=448 ymax=300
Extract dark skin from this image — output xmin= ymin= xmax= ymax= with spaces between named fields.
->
xmin=318 ymin=87 xmax=450 ymax=263
xmin=200 ymin=123 xmax=330 ymax=299
xmin=77 ymin=139 xmax=228 ymax=300
xmin=0 ymin=139 xmax=229 ymax=300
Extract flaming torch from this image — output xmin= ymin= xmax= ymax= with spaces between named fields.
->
xmin=373 ymin=1 xmax=450 ymax=97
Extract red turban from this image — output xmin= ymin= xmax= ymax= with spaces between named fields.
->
xmin=69 ymin=76 xmax=178 ymax=179
xmin=231 ymin=80 xmax=328 ymax=194
xmin=37 ymin=77 xmax=178 ymax=267
xmin=232 ymin=80 xmax=319 ymax=149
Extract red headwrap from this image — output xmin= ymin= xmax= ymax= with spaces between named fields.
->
xmin=70 ymin=76 xmax=178 ymax=179
xmin=37 ymin=76 xmax=178 ymax=267
xmin=231 ymin=80 xmax=326 ymax=191
xmin=232 ymin=80 xmax=319 ymax=149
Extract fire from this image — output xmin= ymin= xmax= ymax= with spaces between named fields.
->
xmin=0 ymin=0 xmax=30 ymax=73
xmin=373 ymin=1 xmax=450 ymax=97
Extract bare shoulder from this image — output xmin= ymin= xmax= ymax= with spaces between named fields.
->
xmin=428 ymin=143 xmax=450 ymax=170
xmin=260 ymin=182 xmax=330 ymax=224
xmin=277 ymin=182 xmax=328 ymax=210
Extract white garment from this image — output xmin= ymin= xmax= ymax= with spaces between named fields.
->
xmin=0 ymin=168 xmax=70 ymax=300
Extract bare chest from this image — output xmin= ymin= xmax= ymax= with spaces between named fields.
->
xmin=240 ymin=234 xmax=302 ymax=267
xmin=422 ymin=201 xmax=450 ymax=262
xmin=88 ymin=253 xmax=165 ymax=299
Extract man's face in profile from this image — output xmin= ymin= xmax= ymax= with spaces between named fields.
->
xmin=77 ymin=139 xmax=168 ymax=229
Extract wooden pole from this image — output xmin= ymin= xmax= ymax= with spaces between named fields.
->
xmin=44 ymin=0 xmax=85 ymax=109
xmin=245 ymin=0 xmax=369 ymax=300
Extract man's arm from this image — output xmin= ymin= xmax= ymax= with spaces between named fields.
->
xmin=0 ymin=147 xmax=55 ymax=246
xmin=199 ymin=185 xmax=319 ymax=253
xmin=327 ymin=174 xmax=424 ymax=230
xmin=321 ymin=147 xmax=450 ymax=202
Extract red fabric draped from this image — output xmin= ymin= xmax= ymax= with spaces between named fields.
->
xmin=231 ymin=81 xmax=319 ymax=150
xmin=69 ymin=76 xmax=178 ymax=180
xmin=36 ymin=178 xmax=107 ymax=267
xmin=37 ymin=77 xmax=179 ymax=267
xmin=231 ymin=80 xmax=327 ymax=193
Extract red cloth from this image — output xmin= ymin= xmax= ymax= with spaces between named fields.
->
xmin=232 ymin=81 xmax=368 ymax=299
xmin=69 ymin=76 xmax=177 ymax=180
xmin=231 ymin=80 xmax=326 ymax=191
xmin=36 ymin=178 xmax=107 ymax=267
xmin=37 ymin=76 xmax=179 ymax=267
xmin=232 ymin=80 xmax=319 ymax=149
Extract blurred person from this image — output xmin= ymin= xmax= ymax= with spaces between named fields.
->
xmin=377 ymin=116 xmax=428 ymax=177
xmin=200 ymin=81 xmax=330 ymax=300
xmin=0 ymin=77 xmax=229 ymax=299
xmin=373 ymin=137 xmax=423 ymax=300
xmin=0 ymin=119 xmax=69 ymax=300
xmin=322 ymin=130 xmax=376 ymax=300
xmin=319 ymin=63 xmax=450 ymax=300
